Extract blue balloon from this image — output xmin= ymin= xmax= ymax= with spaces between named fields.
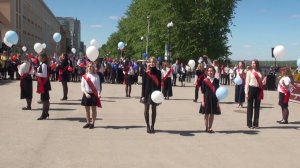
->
xmin=216 ymin=86 xmax=228 ymax=101
xmin=53 ymin=32 xmax=61 ymax=43
xmin=133 ymin=63 xmax=138 ymax=70
xmin=297 ymin=58 xmax=300 ymax=67
xmin=157 ymin=56 xmax=161 ymax=62
xmin=5 ymin=30 xmax=19 ymax=45
xmin=234 ymin=76 xmax=243 ymax=85
xmin=118 ymin=42 xmax=125 ymax=49
xmin=143 ymin=52 xmax=147 ymax=59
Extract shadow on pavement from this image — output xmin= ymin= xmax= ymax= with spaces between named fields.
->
xmin=288 ymin=121 xmax=300 ymax=124
xmin=31 ymin=108 xmax=76 ymax=111
xmin=170 ymin=98 xmax=194 ymax=101
xmin=217 ymin=130 xmax=259 ymax=135
xmin=156 ymin=130 xmax=203 ymax=136
xmin=48 ymin=117 xmax=103 ymax=122
xmin=260 ymin=106 xmax=274 ymax=109
xmin=219 ymin=102 xmax=236 ymax=104
xmin=51 ymin=102 xmax=81 ymax=105
xmin=259 ymin=126 xmax=300 ymax=130
xmin=97 ymin=125 xmax=145 ymax=129
xmin=0 ymin=79 xmax=15 ymax=85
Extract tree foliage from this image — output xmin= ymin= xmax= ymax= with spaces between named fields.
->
xmin=100 ymin=0 xmax=239 ymax=63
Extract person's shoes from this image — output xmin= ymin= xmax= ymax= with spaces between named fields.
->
xmin=193 ymin=100 xmax=197 ymax=102
xmin=150 ymin=126 xmax=155 ymax=134
xmin=248 ymin=126 xmax=254 ymax=129
xmin=37 ymin=100 xmax=43 ymax=104
xmin=277 ymin=120 xmax=284 ymax=123
xmin=89 ymin=124 xmax=94 ymax=129
xmin=253 ymin=126 xmax=259 ymax=129
xmin=83 ymin=123 xmax=90 ymax=128
xmin=208 ymin=129 xmax=215 ymax=133
xmin=146 ymin=126 xmax=151 ymax=134
xmin=22 ymin=107 xmax=31 ymax=110
xmin=60 ymin=97 xmax=67 ymax=101
xmin=37 ymin=113 xmax=47 ymax=120
xmin=278 ymin=120 xmax=288 ymax=124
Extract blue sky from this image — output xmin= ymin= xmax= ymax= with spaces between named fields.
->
xmin=44 ymin=0 xmax=300 ymax=61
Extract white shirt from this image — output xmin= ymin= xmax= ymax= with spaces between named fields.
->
xmin=277 ymin=76 xmax=292 ymax=93
xmin=36 ymin=63 xmax=48 ymax=78
xmin=161 ymin=67 xmax=173 ymax=79
xmin=81 ymin=73 xmax=101 ymax=94
xmin=245 ymin=69 xmax=262 ymax=94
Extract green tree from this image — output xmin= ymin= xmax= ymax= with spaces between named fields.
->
xmin=100 ymin=0 xmax=239 ymax=63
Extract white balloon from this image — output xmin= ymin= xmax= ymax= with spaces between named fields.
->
xmin=42 ymin=43 xmax=46 ymax=49
xmin=283 ymin=76 xmax=291 ymax=86
xmin=3 ymin=37 xmax=13 ymax=47
xmin=198 ymin=57 xmax=203 ymax=63
xmin=273 ymin=45 xmax=286 ymax=58
xmin=86 ymin=46 xmax=99 ymax=61
xmin=188 ymin=60 xmax=196 ymax=69
xmin=22 ymin=46 xmax=27 ymax=52
xmin=151 ymin=91 xmax=164 ymax=104
xmin=71 ymin=48 xmax=76 ymax=54
xmin=90 ymin=39 xmax=97 ymax=46
xmin=18 ymin=62 xmax=27 ymax=75
xmin=34 ymin=43 xmax=43 ymax=54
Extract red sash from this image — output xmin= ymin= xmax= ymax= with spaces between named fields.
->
xmin=203 ymin=78 xmax=216 ymax=94
xmin=161 ymin=68 xmax=174 ymax=89
xmin=279 ymin=83 xmax=290 ymax=104
xmin=251 ymin=70 xmax=264 ymax=100
xmin=203 ymin=78 xmax=220 ymax=112
xmin=58 ymin=66 xmax=68 ymax=81
xmin=238 ymin=68 xmax=245 ymax=85
xmin=196 ymin=72 xmax=205 ymax=89
xmin=37 ymin=76 xmax=48 ymax=94
xmin=146 ymin=71 xmax=159 ymax=87
xmin=20 ymin=63 xmax=32 ymax=87
xmin=83 ymin=74 xmax=102 ymax=108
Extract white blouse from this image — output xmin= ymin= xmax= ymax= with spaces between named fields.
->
xmin=81 ymin=73 xmax=101 ymax=94
xmin=277 ymin=76 xmax=293 ymax=93
xmin=161 ymin=67 xmax=173 ymax=79
xmin=36 ymin=63 xmax=48 ymax=78
xmin=245 ymin=69 xmax=262 ymax=94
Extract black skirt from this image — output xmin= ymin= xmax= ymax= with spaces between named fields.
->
xmin=124 ymin=75 xmax=132 ymax=85
xmin=20 ymin=76 xmax=33 ymax=99
xmin=81 ymin=93 xmax=98 ymax=106
xmin=278 ymin=92 xmax=288 ymax=108
xmin=162 ymin=77 xmax=173 ymax=97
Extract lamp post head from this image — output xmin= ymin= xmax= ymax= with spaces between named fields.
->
xmin=141 ymin=36 xmax=144 ymax=40
xmin=167 ymin=21 xmax=174 ymax=28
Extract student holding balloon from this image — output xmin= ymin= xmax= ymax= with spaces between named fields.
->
xmin=18 ymin=54 xmax=34 ymax=110
xmin=58 ymin=53 xmax=70 ymax=100
xmin=245 ymin=59 xmax=263 ymax=129
xmin=277 ymin=67 xmax=293 ymax=124
xmin=234 ymin=61 xmax=246 ymax=108
xmin=36 ymin=53 xmax=51 ymax=120
xmin=141 ymin=56 xmax=161 ymax=134
xmin=199 ymin=66 xmax=221 ymax=133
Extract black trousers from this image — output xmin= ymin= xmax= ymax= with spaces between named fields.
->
xmin=61 ymin=81 xmax=68 ymax=99
xmin=247 ymin=86 xmax=261 ymax=127
xmin=195 ymin=86 xmax=200 ymax=101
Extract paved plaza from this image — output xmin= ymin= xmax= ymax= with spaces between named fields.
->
xmin=0 ymin=79 xmax=300 ymax=168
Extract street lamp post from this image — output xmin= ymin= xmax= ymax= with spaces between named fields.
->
xmin=140 ymin=36 xmax=144 ymax=60
xmin=146 ymin=15 xmax=150 ymax=57
xmin=167 ymin=21 xmax=174 ymax=63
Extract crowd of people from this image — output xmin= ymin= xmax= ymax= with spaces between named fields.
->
xmin=0 ymin=50 xmax=297 ymax=134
